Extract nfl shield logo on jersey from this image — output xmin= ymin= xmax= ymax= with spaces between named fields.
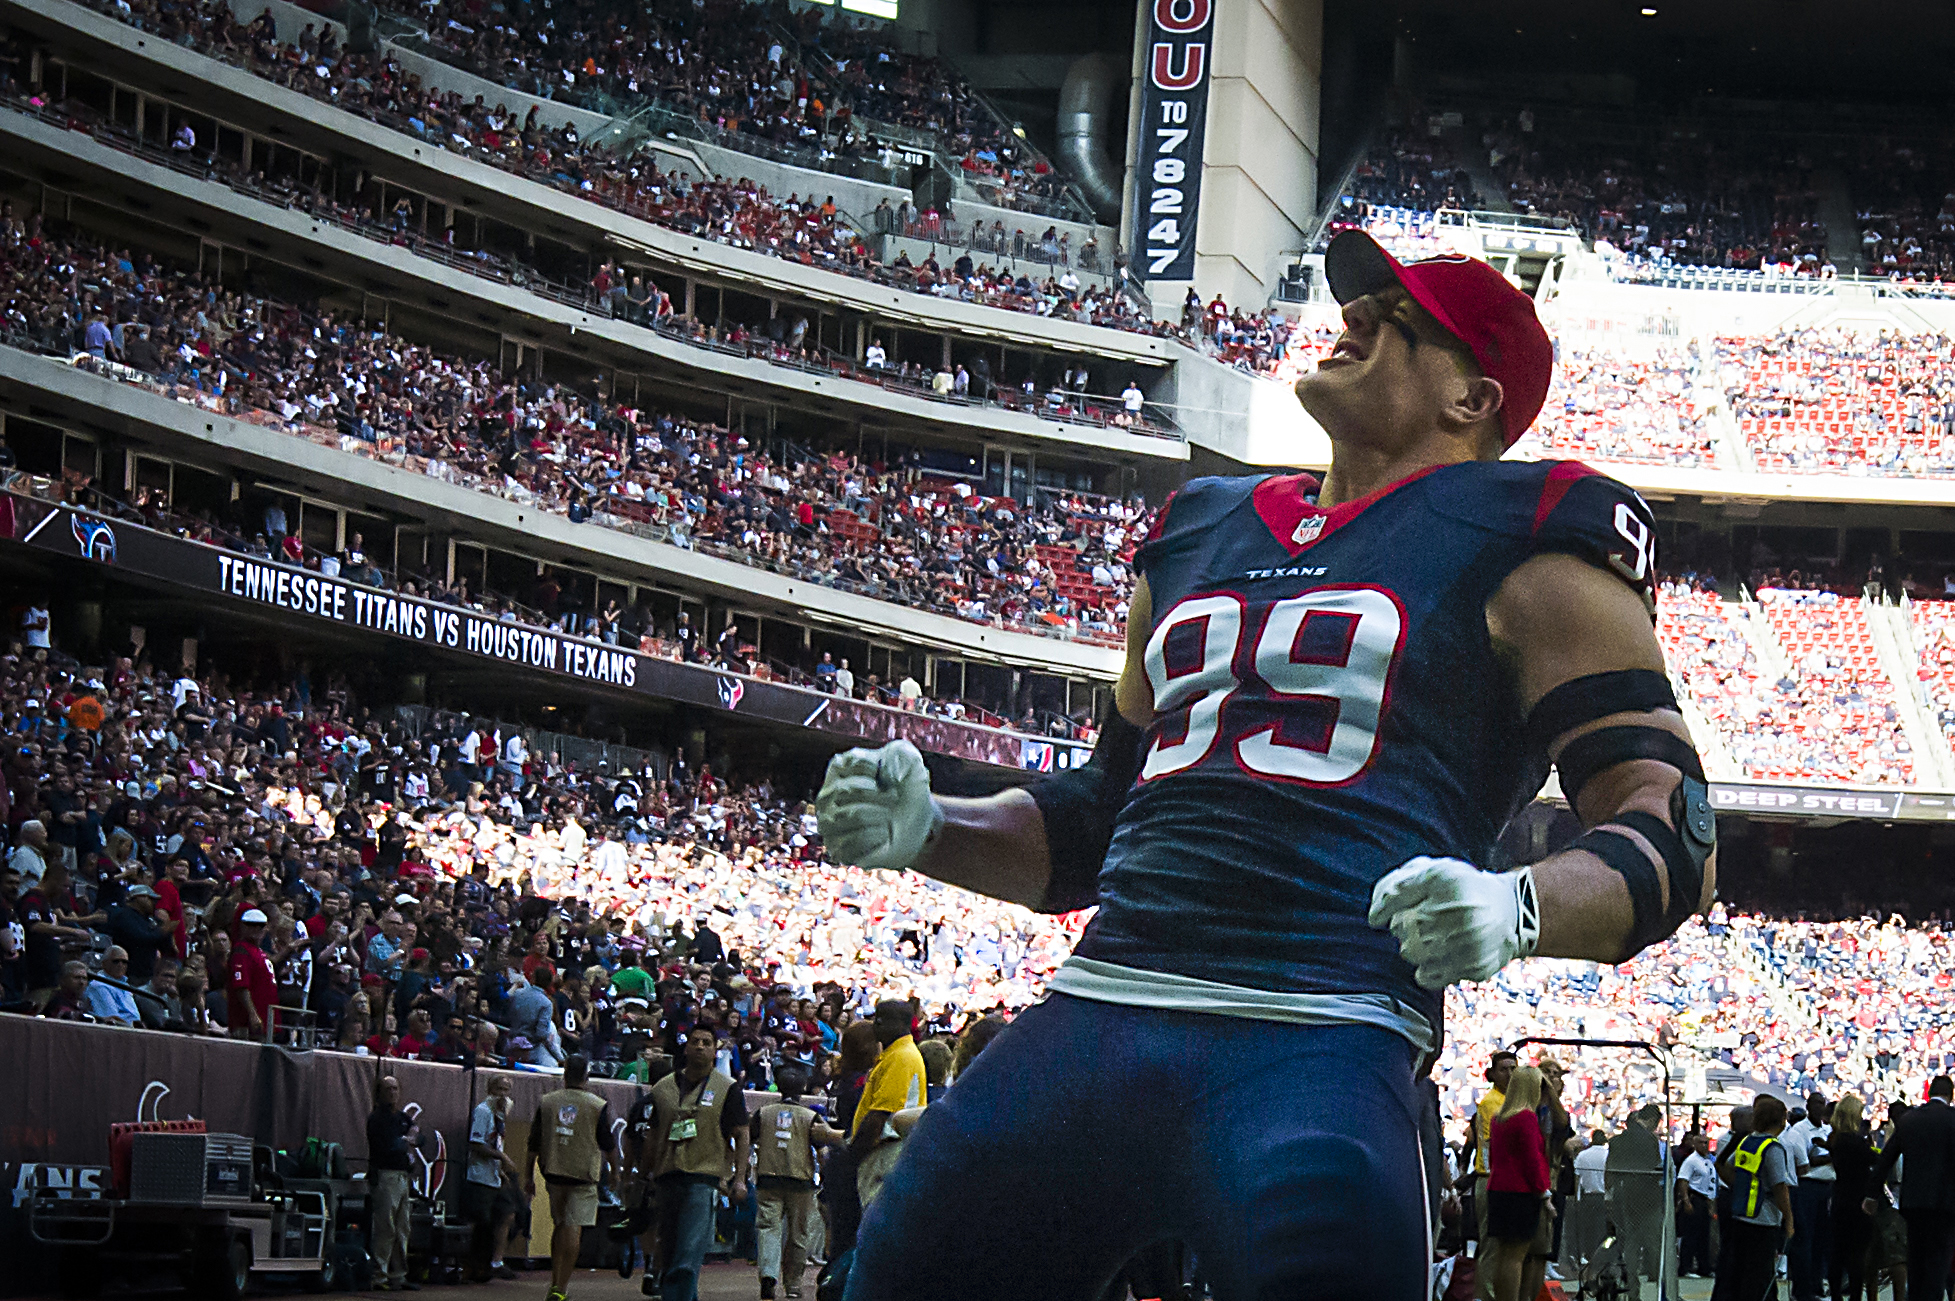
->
xmin=1292 ymin=515 xmax=1326 ymax=546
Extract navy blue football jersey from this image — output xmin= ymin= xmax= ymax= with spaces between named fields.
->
xmin=1071 ymin=459 xmax=1658 ymax=1032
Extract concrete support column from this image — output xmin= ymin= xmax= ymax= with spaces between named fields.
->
xmin=1133 ymin=0 xmax=1323 ymax=309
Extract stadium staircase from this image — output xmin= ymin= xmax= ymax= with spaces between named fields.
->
xmin=1868 ymin=602 xmax=1955 ymax=788
xmin=1742 ymin=592 xmax=1942 ymax=787
xmin=1442 ymin=123 xmax=1517 ymax=215
xmin=1813 ymin=167 xmax=1868 ymax=275
xmin=1734 ymin=593 xmax=1795 ymax=686
xmin=1671 ymin=690 xmax=1741 ymax=781
xmin=1696 ymin=342 xmax=1759 ymax=472
xmin=1889 ymin=598 xmax=1955 ymax=777
xmin=1733 ymin=926 xmax=1906 ymax=1100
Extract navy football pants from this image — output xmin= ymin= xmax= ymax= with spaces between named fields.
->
xmin=844 ymin=992 xmax=1429 ymax=1301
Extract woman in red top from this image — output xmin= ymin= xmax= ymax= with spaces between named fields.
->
xmin=1484 ymin=1065 xmax=1552 ymax=1301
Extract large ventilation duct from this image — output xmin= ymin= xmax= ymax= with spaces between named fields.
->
xmin=1057 ymin=52 xmax=1125 ymax=224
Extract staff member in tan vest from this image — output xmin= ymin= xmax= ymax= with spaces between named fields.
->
xmin=523 ymin=1053 xmax=616 ymax=1301
xmin=641 ymin=1025 xmax=751 ymax=1301
xmin=753 ymin=1066 xmax=847 ymax=1300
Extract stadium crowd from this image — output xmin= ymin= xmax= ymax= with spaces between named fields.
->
xmin=14 ymin=601 xmax=1955 ymax=1293
xmin=1516 ymin=341 xmax=1723 ymax=467
xmin=1850 ymin=137 xmax=1955 ymax=282
xmin=1720 ymin=327 xmax=1955 ymax=478
xmin=0 ymin=209 xmax=1142 ymax=647
xmin=1658 ymin=578 xmax=1918 ymax=787
xmin=20 ymin=2 xmax=1174 ymax=345
xmin=0 ymin=635 xmax=1081 ymax=1048
xmin=384 ymin=0 xmax=1074 ymax=215
xmin=1334 ymin=130 xmax=1485 ymax=219
xmin=1495 ymin=125 xmax=1829 ymax=275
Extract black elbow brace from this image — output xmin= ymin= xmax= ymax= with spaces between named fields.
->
xmin=1026 ymin=709 xmax=1145 ymax=914
xmin=1530 ymin=669 xmax=1717 ymax=959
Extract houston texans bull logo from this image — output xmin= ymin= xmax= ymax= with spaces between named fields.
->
xmin=402 ymin=1101 xmax=449 ymax=1200
xmin=72 ymin=516 xmax=117 ymax=564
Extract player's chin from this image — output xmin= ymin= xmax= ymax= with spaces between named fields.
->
xmin=1294 ymin=370 xmax=1355 ymax=430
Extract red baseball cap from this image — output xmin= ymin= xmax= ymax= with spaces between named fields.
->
xmin=1324 ymin=230 xmax=1553 ymax=448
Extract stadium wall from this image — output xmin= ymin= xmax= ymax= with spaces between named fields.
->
xmin=2 ymin=487 xmax=1097 ymax=768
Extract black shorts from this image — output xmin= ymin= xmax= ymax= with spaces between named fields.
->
xmin=1486 ymin=1190 xmax=1545 ymax=1244
xmin=463 ymin=1179 xmax=523 ymax=1226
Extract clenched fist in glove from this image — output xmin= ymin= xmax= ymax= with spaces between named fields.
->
xmin=1368 ymin=856 xmax=1540 ymax=990
xmin=815 ymin=740 xmax=944 ymax=871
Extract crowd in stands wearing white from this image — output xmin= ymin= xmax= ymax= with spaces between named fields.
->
xmin=1721 ymin=327 xmax=1955 ymax=478
xmin=1514 ymin=342 xmax=1721 ymax=467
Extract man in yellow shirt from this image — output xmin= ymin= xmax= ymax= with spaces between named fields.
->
xmin=850 ymin=1000 xmax=928 ymax=1208
xmin=1472 ymin=1050 xmax=1516 ymax=1299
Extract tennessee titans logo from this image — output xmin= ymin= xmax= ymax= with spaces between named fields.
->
xmin=716 ymin=676 xmax=744 ymax=711
xmin=72 ymin=516 xmax=117 ymax=563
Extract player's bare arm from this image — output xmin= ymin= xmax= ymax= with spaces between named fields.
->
xmin=1486 ymin=551 xmax=1716 ymax=961
xmin=812 ymin=576 xmax=1155 ymax=912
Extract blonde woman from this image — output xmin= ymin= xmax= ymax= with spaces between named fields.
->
xmin=1828 ymin=1092 xmax=1876 ymax=1301
xmin=1485 ymin=1065 xmax=1552 ymax=1301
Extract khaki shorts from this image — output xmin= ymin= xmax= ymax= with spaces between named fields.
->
xmin=856 ymin=1140 xmax=904 ymax=1209
xmin=548 ymin=1180 xmax=599 ymax=1228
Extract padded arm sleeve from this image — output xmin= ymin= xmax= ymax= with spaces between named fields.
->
xmin=1027 ymin=709 xmax=1146 ymax=914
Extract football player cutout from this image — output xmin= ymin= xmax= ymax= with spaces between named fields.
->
xmin=815 ymin=230 xmax=1716 ymax=1300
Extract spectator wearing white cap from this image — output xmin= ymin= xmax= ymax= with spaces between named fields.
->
xmin=228 ymin=908 xmax=278 ymax=1042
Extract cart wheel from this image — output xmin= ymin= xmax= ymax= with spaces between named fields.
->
xmin=306 ymin=1245 xmax=337 ymax=1294
xmin=198 ymin=1236 xmax=251 ymax=1301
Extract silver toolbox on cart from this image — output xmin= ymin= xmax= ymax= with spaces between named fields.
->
xmin=127 ymin=1131 xmax=255 ymax=1207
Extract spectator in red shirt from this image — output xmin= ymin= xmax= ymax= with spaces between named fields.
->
xmin=154 ymin=857 xmax=190 ymax=959
xmin=227 ymin=908 xmax=278 ymax=1043
xmin=306 ymin=890 xmax=348 ymax=940
xmin=520 ymin=929 xmax=558 ymax=987
xmin=392 ymin=1008 xmax=435 ymax=1060
xmin=1485 ymin=1066 xmax=1553 ymax=1301
xmin=40 ymin=959 xmax=93 ymax=1021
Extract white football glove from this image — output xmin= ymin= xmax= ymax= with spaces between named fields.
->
xmin=1368 ymin=856 xmax=1540 ymax=990
xmin=814 ymin=740 xmax=943 ymax=871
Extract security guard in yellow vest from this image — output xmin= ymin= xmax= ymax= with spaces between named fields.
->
xmin=523 ymin=1053 xmax=615 ymax=1301
xmin=753 ymin=1067 xmax=847 ymax=1300
xmin=1724 ymin=1093 xmax=1795 ymax=1301
xmin=642 ymin=1026 xmax=751 ymax=1301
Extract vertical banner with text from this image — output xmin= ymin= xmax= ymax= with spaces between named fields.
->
xmin=1131 ymin=0 xmax=1214 ymax=281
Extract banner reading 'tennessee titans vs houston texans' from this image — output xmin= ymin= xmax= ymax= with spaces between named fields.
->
xmin=1131 ymin=0 xmax=1214 ymax=282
